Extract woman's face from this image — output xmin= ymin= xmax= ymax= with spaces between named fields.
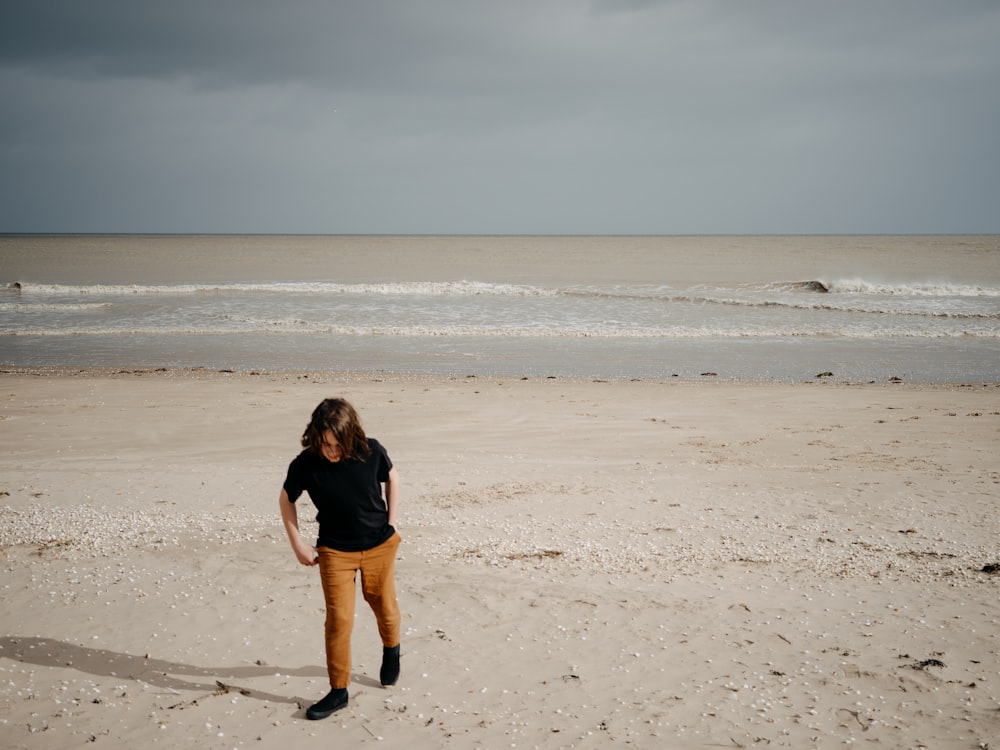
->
xmin=320 ymin=430 xmax=343 ymax=463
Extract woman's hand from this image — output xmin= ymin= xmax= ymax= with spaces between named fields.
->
xmin=280 ymin=488 xmax=319 ymax=566
xmin=293 ymin=540 xmax=319 ymax=567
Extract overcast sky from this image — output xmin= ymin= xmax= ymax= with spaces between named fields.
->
xmin=2 ymin=1 xmax=998 ymax=234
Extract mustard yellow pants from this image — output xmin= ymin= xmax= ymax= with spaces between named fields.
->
xmin=316 ymin=532 xmax=401 ymax=689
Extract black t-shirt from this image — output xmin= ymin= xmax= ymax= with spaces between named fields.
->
xmin=283 ymin=437 xmax=394 ymax=552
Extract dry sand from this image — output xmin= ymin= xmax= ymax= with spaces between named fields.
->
xmin=1 ymin=368 xmax=998 ymax=749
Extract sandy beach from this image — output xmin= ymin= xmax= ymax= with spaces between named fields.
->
xmin=1 ymin=368 xmax=998 ymax=749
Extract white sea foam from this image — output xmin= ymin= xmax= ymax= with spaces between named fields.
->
xmin=0 ymin=302 xmax=114 ymax=311
xmin=678 ymin=294 xmax=1000 ymax=319
xmin=6 ymin=322 xmax=998 ymax=339
xmin=8 ymin=277 xmax=998 ymax=303
xmin=5 ymin=280 xmax=556 ymax=297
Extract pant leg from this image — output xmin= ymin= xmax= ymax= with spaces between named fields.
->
xmin=317 ymin=547 xmax=361 ymax=689
xmin=359 ymin=532 xmax=402 ymax=647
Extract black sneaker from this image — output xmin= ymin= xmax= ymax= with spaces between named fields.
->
xmin=306 ymin=687 xmax=348 ymax=720
xmin=380 ymin=645 xmax=400 ymax=686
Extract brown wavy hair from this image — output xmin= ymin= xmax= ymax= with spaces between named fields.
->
xmin=301 ymin=398 xmax=371 ymax=461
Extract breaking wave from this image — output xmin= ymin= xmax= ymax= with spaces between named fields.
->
xmin=818 ymin=279 xmax=1000 ymax=297
xmin=6 ymin=277 xmax=999 ymax=300
xmin=4 ymin=280 xmax=555 ymax=297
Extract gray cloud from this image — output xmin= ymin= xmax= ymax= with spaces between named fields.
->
xmin=2 ymin=0 xmax=998 ymax=233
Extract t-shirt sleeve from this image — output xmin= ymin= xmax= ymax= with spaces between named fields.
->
xmin=282 ymin=453 xmax=307 ymax=503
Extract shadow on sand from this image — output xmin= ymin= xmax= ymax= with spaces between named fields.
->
xmin=0 ymin=635 xmax=333 ymax=710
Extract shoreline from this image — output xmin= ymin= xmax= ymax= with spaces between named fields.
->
xmin=2 ymin=368 xmax=998 ymax=748
xmin=3 ymin=363 xmax=998 ymax=388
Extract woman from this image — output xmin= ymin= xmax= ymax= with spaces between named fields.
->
xmin=279 ymin=397 xmax=401 ymax=720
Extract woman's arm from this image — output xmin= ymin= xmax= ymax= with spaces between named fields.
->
xmin=279 ymin=488 xmax=318 ymax=566
xmin=385 ymin=467 xmax=400 ymax=529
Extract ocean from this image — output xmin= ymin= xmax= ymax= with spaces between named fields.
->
xmin=1 ymin=234 xmax=998 ymax=383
